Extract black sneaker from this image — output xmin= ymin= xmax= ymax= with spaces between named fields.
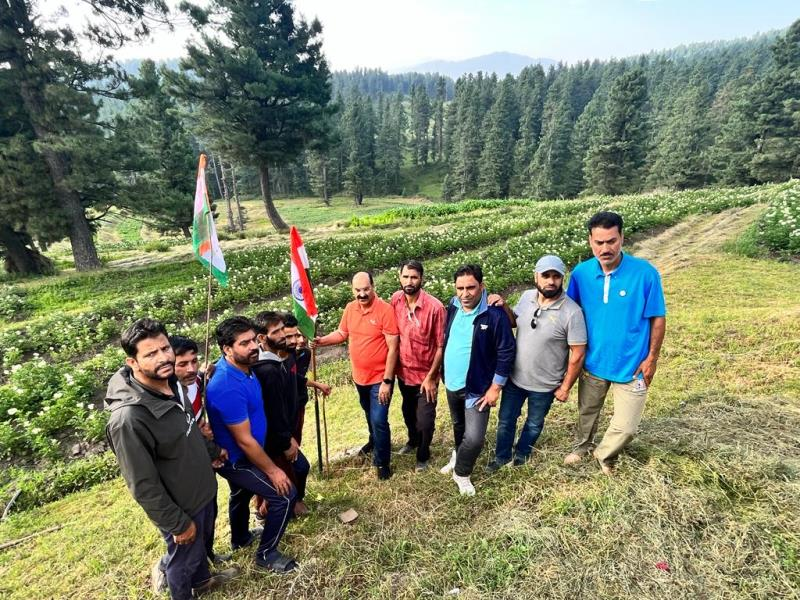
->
xmin=513 ymin=456 xmax=528 ymax=467
xmin=485 ymin=460 xmax=507 ymax=473
xmin=358 ymin=442 xmax=374 ymax=457
xmin=209 ymin=552 xmax=232 ymax=565
xmin=377 ymin=465 xmax=392 ymax=480
xmin=255 ymin=550 xmax=298 ymax=574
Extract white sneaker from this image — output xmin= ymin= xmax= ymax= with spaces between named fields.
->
xmin=452 ymin=472 xmax=475 ymax=496
xmin=439 ymin=449 xmax=457 ymax=474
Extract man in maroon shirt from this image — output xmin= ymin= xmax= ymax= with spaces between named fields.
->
xmin=390 ymin=260 xmax=445 ymax=471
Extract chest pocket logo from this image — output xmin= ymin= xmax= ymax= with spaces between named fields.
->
xmin=619 ymin=290 xmax=627 ymax=297
xmin=479 ymin=324 xmax=488 ymax=330
xmin=369 ymin=318 xmax=378 ymax=326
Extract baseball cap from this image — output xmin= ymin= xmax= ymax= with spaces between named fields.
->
xmin=534 ymin=255 xmax=566 ymax=275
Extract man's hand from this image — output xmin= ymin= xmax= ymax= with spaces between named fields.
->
xmin=254 ymin=495 xmax=268 ymax=518
xmin=173 ymin=520 xmax=197 ymax=545
xmin=476 ymin=384 xmax=502 ymax=411
xmin=314 ymin=382 xmax=332 ymax=397
xmin=310 ymin=337 xmax=321 ymax=350
xmin=378 ymin=381 xmax=393 ymax=405
xmin=633 ymin=355 xmax=658 ymax=387
xmin=211 ymin=447 xmax=228 ymax=469
xmin=202 ymin=362 xmax=216 ymax=380
xmin=284 ymin=438 xmax=300 ymax=462
xmin=554 ymin=384 xmax=570 ymax=403
xmin=267 ymin=467 xmax=292 ymax=496
xmin=198 ymin=419 xmax=214 ymax=440
xmin=487 ymin=293 xmax=505 ymax=307
xmin=420 ymin=376 xmax=439 ymax=403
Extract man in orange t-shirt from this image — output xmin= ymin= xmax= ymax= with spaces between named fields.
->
xmin=314 ymin=272 xmax=399 ymax=480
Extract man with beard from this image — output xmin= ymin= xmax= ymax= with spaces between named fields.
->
xmin=206 ymin=316 xmax=299 ymax=573
xmin=564 ymin=212 xmax=666 ymax=475
xmin=487 ymin=255 xmax=587 ymax=471
xmin=390 ymin=260 xmax=445 ymax=472
xmin=251 ymin=311 xmax=311 ymax=517
xmin=314 ymin=272 xmax=399 ymax=480
xmin=105 ymin=319 xmax=236 ymax=600
xmin=440 ymin=265 xmax=515 ymax=496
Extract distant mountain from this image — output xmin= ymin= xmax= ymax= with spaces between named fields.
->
xmin=393 ymin=52 xmax=557 ymax=78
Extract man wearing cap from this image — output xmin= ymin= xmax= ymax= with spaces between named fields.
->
xmin=564 ymin=211 xmax=666 ymax=475
xmin=487 ymin=255 xmax=587 ymax=471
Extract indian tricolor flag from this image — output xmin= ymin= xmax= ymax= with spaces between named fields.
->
xmin=290 ymin=226 xmax=318 ymax=338
xmin=192 ymin=154 xmax=228 ymax=287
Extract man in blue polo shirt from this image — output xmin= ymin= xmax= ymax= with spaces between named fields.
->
xmin=565 ymin=211 xmax=666 ymax=475
xmin=206 ymin=316 xmax=299 ymax=573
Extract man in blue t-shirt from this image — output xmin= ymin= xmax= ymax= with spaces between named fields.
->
xmin=565 ymin=212 xmax=666 ymax=475
xmin=206 ymin=316 xmax=299 ymax=573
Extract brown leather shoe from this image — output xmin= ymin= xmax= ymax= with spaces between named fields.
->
xmin=593 ymin=452 xmax=614 ymax=476
xmin=563 ymin=452 xmax=582 ymax=466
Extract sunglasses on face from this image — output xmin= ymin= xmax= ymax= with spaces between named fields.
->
xmin=531 ymin=307 xmax=543 ymax=329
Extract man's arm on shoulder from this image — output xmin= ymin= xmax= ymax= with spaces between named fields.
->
xmin=108 ymin=416 xmax=192 ymax=535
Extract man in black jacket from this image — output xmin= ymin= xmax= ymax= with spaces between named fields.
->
xmin=440 ymin=265 xmax=516 ymax=496
xmin=252 ymin=311 xmax=311 ymax=516
xmin=105 ymin=318 xmax=236 ymax=600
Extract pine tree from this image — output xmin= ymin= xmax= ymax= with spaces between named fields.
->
xmin=174 ymin=0 xmax=332 ymax=231
xmin=709 ymin=76 xmax=759 ymax=185
xmin=749 ymin=19 xmax=800 ymax=181
xmin=431 ymin=76 xmax=446 ymax=162
xmin=341 ymin=91 xmax=375 ymax=205
xmin=1 ymin=0 xmax=170 ymax=270
xmin=527 ymin=76 xmax=575 ymax=198
xmin=513 ymin=65 xmax=547 ymax=195
xmin=647 ymin=78 xmax=713 ymax=189
xmin=584 ymin=68 xmax=649 ymax=195
xmin=124 ymin=60 xmax=198 ymax=237
xmin=409 ymin=82 xmax=431 ymax=166
xmin=477 ymin=75 xmax=519 ymax=198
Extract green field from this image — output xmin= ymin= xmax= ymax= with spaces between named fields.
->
xmin=0 ymin=189 xmax=798 ymax=599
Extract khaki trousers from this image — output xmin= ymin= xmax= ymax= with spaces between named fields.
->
xmin=573 ymin=371 xmax=647 ymax=464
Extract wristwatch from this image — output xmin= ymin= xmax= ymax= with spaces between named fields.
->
xmin=382 ymin=378 xmax=393 ymax=385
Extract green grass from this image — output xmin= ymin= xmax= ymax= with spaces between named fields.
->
xmin=1 ymin=226 xmax=798 ymax=598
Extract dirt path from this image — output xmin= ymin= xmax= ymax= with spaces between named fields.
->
xmin=628 ymin=204 xmax=764 ymax=275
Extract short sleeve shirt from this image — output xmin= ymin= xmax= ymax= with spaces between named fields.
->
xmin=511 ymin=290 xmax=587 ymax=392
xmin=339 ymin=297 xmax=400 ymax=385
xmin=206 ymin=358 xmax=266 ymax=464
xmin=391 ymin=289 xmax=446 ymax=386
xmin=567 ymin=253 xmax=666 ymax=383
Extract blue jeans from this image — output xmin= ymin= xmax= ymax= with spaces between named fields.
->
xmin=494 ymin=380 xmax=555 ymax=464
xmin=356 ymin=383 xmax=391 ymax=467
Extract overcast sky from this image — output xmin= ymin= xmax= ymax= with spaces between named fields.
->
xmin=40 ymin=0 xmax=799 ymax=71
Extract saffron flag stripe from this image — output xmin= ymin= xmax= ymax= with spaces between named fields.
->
xmin=192 ymin=154 xmax=228 ymax=287
xmin=290 ymin=226 xmax=318 ymax=339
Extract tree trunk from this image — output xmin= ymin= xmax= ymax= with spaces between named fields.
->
xmin=181 ymin=225 xmax=191 ymax=238
xmin=210 ymin=154 xmax=235 ymax=231
xmin=321 ymin=163 xmax=330 ymax=205
xmin=0 ymin=225 xmax=55 ymax=275
xmin=231 ymin=164 xmax=245 ymax=230
xmin=258 ymin=165 xmax=288 ymax=231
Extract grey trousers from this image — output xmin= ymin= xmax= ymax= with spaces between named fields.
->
xmin=446 ymin=388 xmax=490 ymax=477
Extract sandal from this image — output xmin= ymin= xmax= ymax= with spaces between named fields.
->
xmin=256 ymin=550 xmax=298 ymax=574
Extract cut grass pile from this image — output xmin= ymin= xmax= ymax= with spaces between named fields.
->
xmin=0 ymin=224 xmax=798 ymax=598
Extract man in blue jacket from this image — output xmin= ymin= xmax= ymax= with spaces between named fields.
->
xmin=440 ymin=264 xmax=516 ymax=495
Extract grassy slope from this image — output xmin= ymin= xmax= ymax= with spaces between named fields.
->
xmin=1 ymin=211 xmax=799 ymax=599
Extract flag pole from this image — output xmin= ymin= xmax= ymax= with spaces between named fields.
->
xmin=200 ymin=153 xmax=213 ymax=422
xmin=311 ymin=332 xmax=324 ymax=477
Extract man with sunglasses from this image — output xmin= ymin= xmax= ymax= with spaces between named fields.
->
xmin=487 ymin=255 xmax=587 ymax=471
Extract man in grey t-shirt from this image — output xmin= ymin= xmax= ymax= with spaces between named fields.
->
xmin=487 ymin=255 xmax=587 ymax=469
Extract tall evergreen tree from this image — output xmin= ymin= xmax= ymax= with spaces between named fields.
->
xmin=513 ymin=65 xmax=547 ymax=195
xmin=341 ymin=91 xmax=375 ymax=205
xmin=174 ymin=0 xmax=332 ymax=231
xmin=409 ymin=82 xmax=432 ymax=166
xmin=431 ymin=76 xmax=447 ymax=162
xmin=584 ymin=68 xmax=649 ymax=195
xmin=478 ymin=75 xmax=519 ymax=198
xmin=1 ymin=0 xmax=170 ymax=270
xmin=749 ymin=19 xmax=800 ymax=181
xmin=527 ymin=75 xmax=575 ymax=198
xmin=124 ymin=60 xmax=198 ymax=237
